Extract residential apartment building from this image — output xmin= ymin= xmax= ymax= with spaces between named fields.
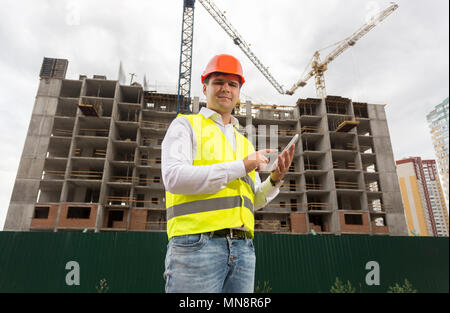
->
xmin=4 ymin=57 xmax=408 ymax=236
xmin=396 ymin=157 xmax=449 ymax=236
xmin=426 ymin=97 xmax=449 ymax=204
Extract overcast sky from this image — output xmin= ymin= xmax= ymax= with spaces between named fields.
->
xmin=0 ymin=0 xmax=448 ymax=229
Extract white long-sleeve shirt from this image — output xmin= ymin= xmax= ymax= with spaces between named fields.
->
xmin=161 ymin=107 xmax=281 ymax=211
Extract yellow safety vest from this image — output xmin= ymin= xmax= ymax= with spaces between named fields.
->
xmin=166 ymin=113 xmax=256 ymax=239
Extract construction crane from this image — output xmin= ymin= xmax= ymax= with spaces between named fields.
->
xmin=176 ymin=1 xmax=399 ymax=112
xmin=176 ymin=0 xmax=285 ymax=112
xmin=286 ymin=3 xmax=399 ymax=97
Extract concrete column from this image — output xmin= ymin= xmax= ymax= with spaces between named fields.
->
xmin=192 ymin=96 xmax=200 ymax=114
xmin=369 ymin=104 xmax=408 ymax=236
xmin=4 ymin=78 xmax=61 ymax=231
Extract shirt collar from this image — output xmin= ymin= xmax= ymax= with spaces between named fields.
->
xmin=199 ymin=107 xmax=240 ymax=128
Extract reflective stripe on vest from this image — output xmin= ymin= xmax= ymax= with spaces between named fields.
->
xmin=240 ymin=174 xmax=256 ymax=196
xmin=167 ymin=195 xmax=254 ymax=220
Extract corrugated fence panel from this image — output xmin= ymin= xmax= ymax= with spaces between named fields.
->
xmin=0 ymin=232 xmax=448 ymax=292
xmin=253 ymin=234 xmax=448 ymax=293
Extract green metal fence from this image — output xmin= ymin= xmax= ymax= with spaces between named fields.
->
xmin=0 ymin=232 xmax=447 ymax=292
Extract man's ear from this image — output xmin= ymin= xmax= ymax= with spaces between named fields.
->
xmin=202 ymin=83 xmax=207 ymax=96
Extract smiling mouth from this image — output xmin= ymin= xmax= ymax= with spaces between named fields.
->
xmin=217 ymin=96 xmax=231 ymax=100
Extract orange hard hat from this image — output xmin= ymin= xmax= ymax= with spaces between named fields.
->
xmin=201 ymin=54 xmax=245 ymax=85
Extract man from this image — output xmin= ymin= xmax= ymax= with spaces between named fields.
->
xmin=162 ymin=54 xmax=295 ymax=293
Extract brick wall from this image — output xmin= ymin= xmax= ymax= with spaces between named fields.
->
xmin=339 ymin=212 xmax=370 ymax=233
xmin=129 ymin=209 xmax=148 ymax=230
xmin=30 ymin=204 xmax=58 ymax=229
xmin=58 ymin=204 xmax=97 ymax=228
xmin=371 ymin=221 xmax=389 ymax=234
xmin=290 ymin=212 xmax=307 ymax=233
xmin=102 ymin=209 xmax=127 ymax=229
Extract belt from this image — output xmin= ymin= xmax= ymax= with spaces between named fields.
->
xmin=209 ymin=228 xmax=251 ymax=239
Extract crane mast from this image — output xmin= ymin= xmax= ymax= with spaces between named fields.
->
xmin=286 ymin=3 xmax=399 ymax=97
xmin=176 ymin=0 xmax=196 ymax=113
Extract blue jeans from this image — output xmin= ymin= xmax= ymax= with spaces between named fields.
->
xmin=164 ymin=233 xmax=256 ymax=293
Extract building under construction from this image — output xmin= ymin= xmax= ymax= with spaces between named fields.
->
xmin=3 ymin=57 xmax=408 ymax=236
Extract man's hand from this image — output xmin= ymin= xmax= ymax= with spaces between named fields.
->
xmin=270 ymin=144 xmax=295 ymax=182
xmin=243 ymin=149 xmax=278 ymax=173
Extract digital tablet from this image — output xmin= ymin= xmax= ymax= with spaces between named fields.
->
xmin=265 ymin=134 xmax=299 ymax=172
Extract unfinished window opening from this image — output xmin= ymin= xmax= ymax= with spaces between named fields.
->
xmin=60 ymin=80 xmax=82 ymax=98
xmin=368 ymin=198 xmax=384 ymax=212
xmin=79 ymin=97 xmax=108 ymax=117
xmin=143 ymin=92 xmax=177 ymax=111
xmin=337 ymin=193 xmax=362 ymax=210
xmin=366 ymin=180 xmax=380 ymax=192
xmin=151 ymin=198 xmax=159 ymax=205
xmin=141 ymin=153 xmax=148 ymax=165
xmin=107 ymin=210 xmax=124 ymax=228
xmin=121 ymin=86 xmax=141 ymax=103
xmin=119 ymin=107 xmax=140 ymax=122
xmin=373 ymin=216 xmax=386 ymax=227
xmin=51 ymin=118 xmax=74 ymax=138
xmin=297 ymin=98 xmax=321 ymax=116
xmin=154 ymin=176 xmax=161 ymax=183
xmin=85 ymin=80 xmax=116 ymax=98
xmin=302 ymin=136 xmax=322 ymax=152
xmin=34 ymin=206 xmax=50 ymax=219
xmin=353 ymin=102 xmax=369 ymax=118
xmin=290 ymin=199 xmax=298 ymax=211
xmin=344 ymin=214 xmax=363 ymax=225
xmin=326 ymin=97 xmax=350 ymax=115
xmin=48 ymin=137 xmax=71 ymax=158
xmin=56 ymin=98 xmax=78 ymax=117
xmin=307 ymin=195 xmax=330 ymax=211
xmin=304 ymin=155 xmax=323 ymax=170
xmin=334 ymin=172 xmax=360 ymax=190
xmin=156 ymin=157 xmax=161 ymax=164
xmin=363 ymin=162 xmax=377 ymax=172
xmin=305 ymin=175 xmax=324 ymax=190
xmin=116 ymin=150 xmax=135 ymax=162
xmin=37 ymin=182 xmax=63 ymax=202
xmin=356 ymin=118 xmax=371 ymax=136
xmin=67 ymin=206 xmax=91 ymax=219
xmin=360 ymin=144 xmax=374 ymax=154
xmin=146 ymin=210 xmax=166 ymax=230
xmin=91 ymin=148 xmax=106 ymax=158
xmin=301 ymin=122 xmax=321 ymax=134
xmin=136 ymin=194 xmax=145 ymax=208
xmin=115 ymin=124 xmax=137 ymax=141
xmin=330 ymin=132 xmax=356 ymax=151
xmin=84 ymin=189 xmax=100 ymax=203
xmin=308 ymin=214 xmax=329 ymax=232
xmin=105 ymin=188 xmax=132 ymax=206
xmin=110 ymin=165 xmax=132 ymax=183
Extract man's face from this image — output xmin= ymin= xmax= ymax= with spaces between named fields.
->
xmin=203 ymin=73 xmax=241 ymax=114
